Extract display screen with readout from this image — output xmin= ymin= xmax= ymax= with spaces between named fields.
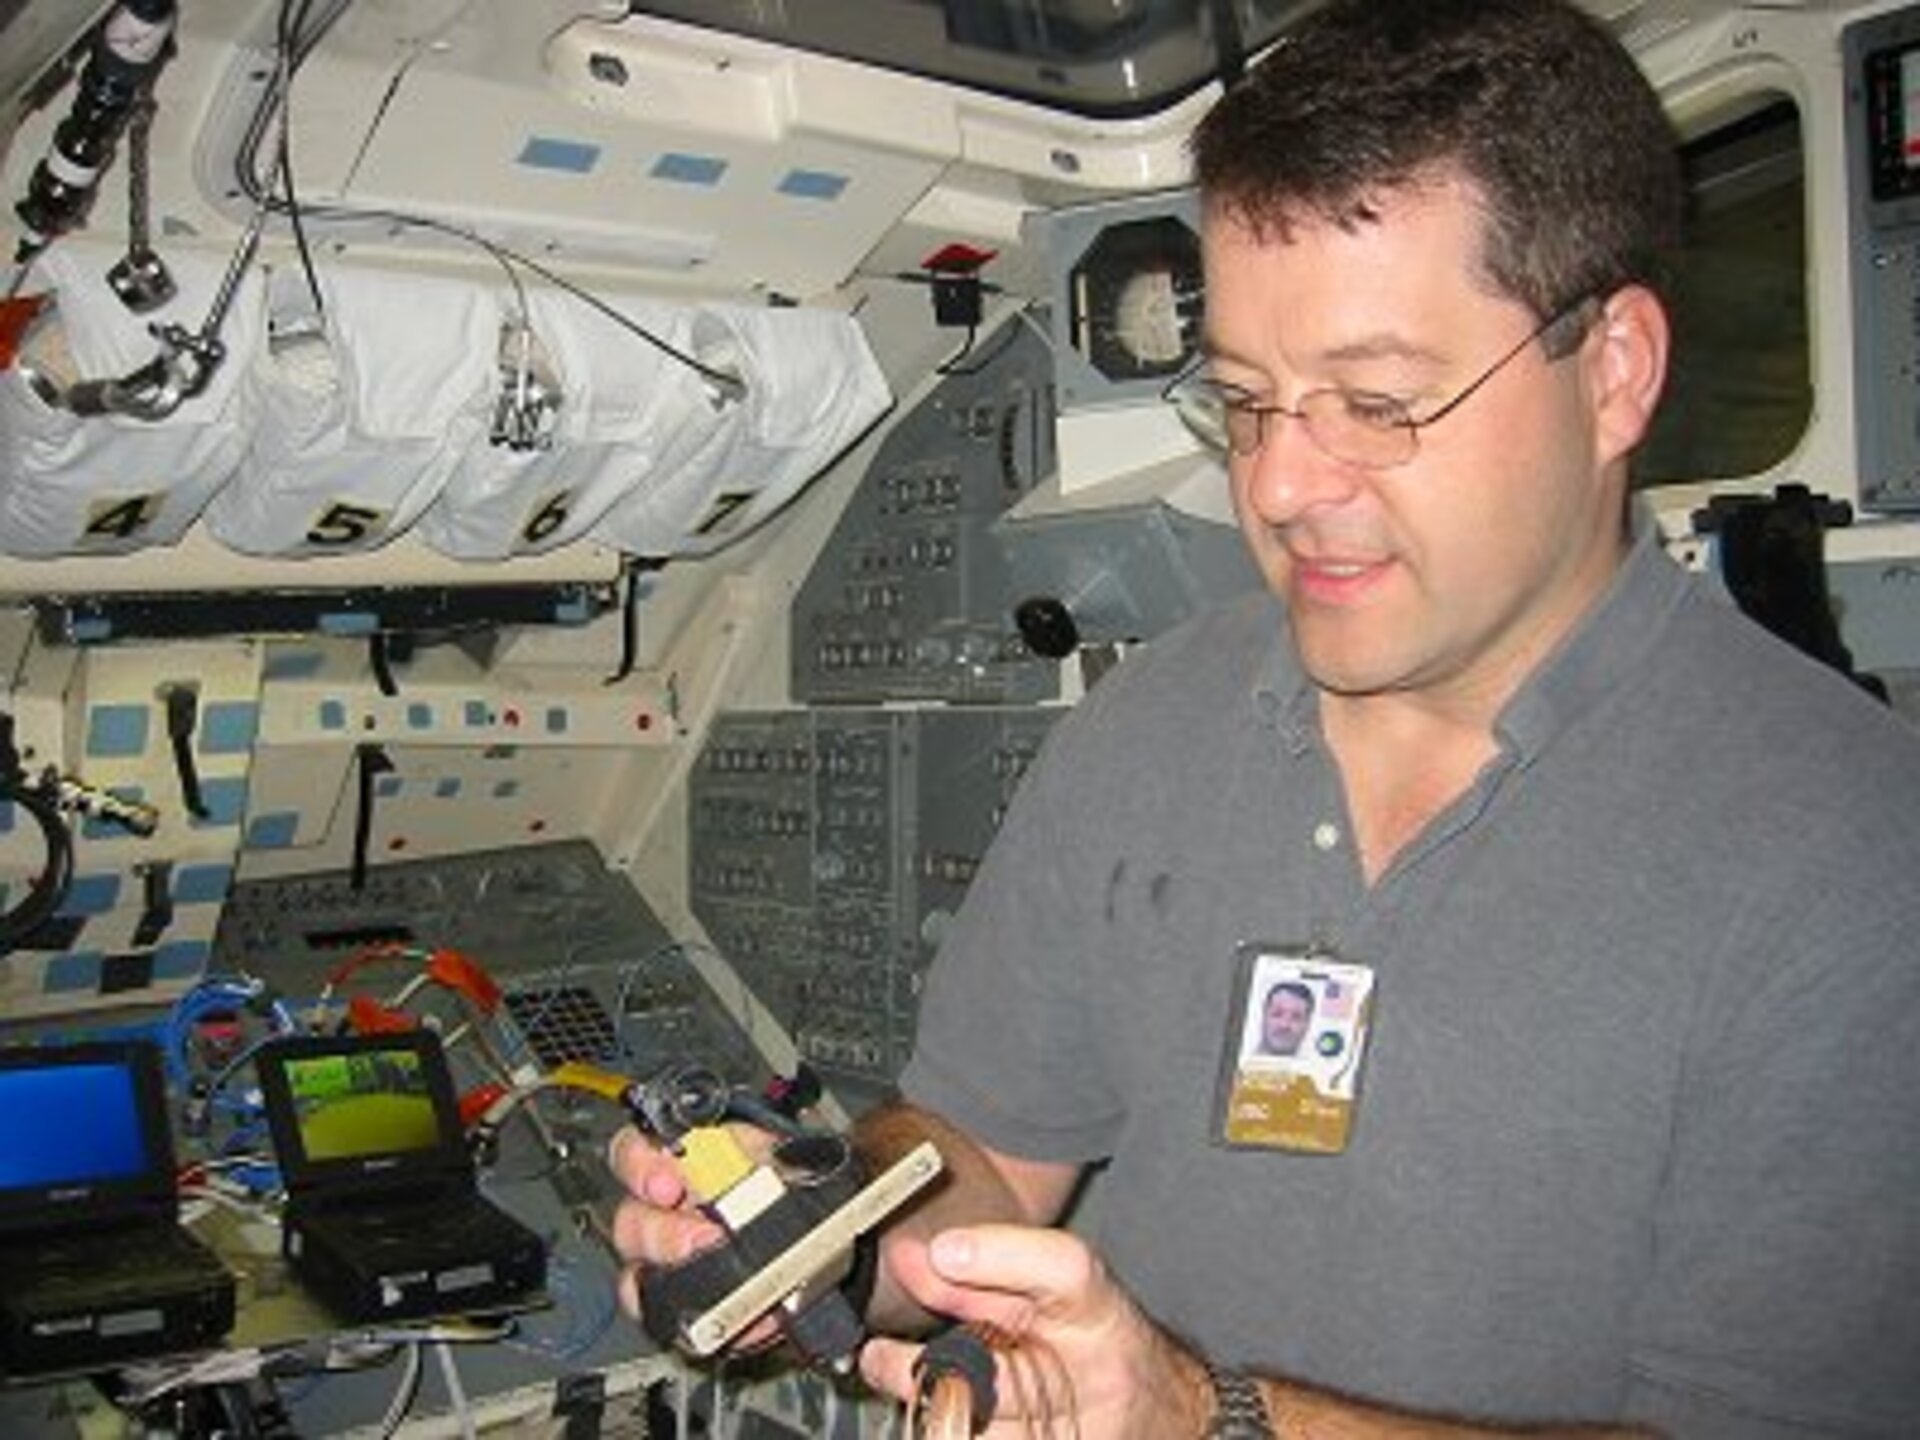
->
xmin=1866 ymin=37 xmax=1920 ymax=203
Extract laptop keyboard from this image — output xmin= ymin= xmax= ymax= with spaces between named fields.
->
xmin=4 ymin=1222 xmax=222 ymax=1294
xmin=302 ymin=1191 xmax=526 ymax=1252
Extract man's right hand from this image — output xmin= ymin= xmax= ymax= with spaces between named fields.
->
xmin=604 ymin=1119 xmax=779 ymax=1343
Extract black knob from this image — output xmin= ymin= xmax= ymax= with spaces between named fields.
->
xmin=1014 ymin=596 xmax=1079 ymax=658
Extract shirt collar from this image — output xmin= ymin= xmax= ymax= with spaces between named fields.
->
xmin=1495 ymin=511 xmax=1691 ymax=762
xmin=1246 ymin=508 xmax=1692 ymax=763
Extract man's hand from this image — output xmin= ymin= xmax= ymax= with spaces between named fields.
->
xmin=604 ymin=1119 xmax=781 ymax=1345
xmin=859 ymin=1224 xmax=1212 ymax=1440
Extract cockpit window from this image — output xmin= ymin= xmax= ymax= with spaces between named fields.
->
xmin=623 ymin=1 xmax=1306 ymax=118
xmin=1636 ymin=95 xmax=1810 ymax=488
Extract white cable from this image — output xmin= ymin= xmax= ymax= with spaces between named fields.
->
xmin=378 ymin=1341 xmax=423 ymax=1438
xmin=433 ymin=1339 xmax=478 ymax=1440
xmin=713 ymin=1357 xmax=733 ymax=1440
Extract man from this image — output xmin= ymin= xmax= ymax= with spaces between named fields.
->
xmin=614 ymin=2 xmax=1920 ymax=1434
xmin=1259 ymin=981 xmax=1315 ymax=1058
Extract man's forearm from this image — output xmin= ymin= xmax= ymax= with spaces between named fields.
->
xmin=850 ymin=1100 xmax=1057 ymax=1331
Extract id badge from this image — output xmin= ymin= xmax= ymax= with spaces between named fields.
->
xmin=1214 ymin=943 xmax=1377 ymax=1154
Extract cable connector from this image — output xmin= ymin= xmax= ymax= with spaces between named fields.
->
xmin=906 ymin=242 xmax=999 ymax=330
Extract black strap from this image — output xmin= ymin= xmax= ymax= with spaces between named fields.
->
xmin=132 ymin=860 xmax=174 ymax=946
xmin=165 ymin=684 xmax=210 ymax=819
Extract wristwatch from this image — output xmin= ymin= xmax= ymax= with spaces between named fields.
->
xmin=1202 ymin=1361 xmax=1276 ymax=1439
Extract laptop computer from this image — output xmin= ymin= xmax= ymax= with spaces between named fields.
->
xmin=255 ymin=1029 xmax=546 ymax=1324
xmin=0 ymin=1040 xmax=236 ymax=1377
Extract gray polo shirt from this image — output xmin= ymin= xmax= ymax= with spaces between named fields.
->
xmin=902 ymin=531 xmax=1920 ymax=1436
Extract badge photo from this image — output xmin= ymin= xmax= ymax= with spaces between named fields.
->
xmin=1215 ymin=945 xmax=1377 ymax=1154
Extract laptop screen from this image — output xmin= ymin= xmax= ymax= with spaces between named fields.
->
xmin=0 ymin=1042 xmax=176 ymax=1233
xmin=283 ymin=1046 xmax=441 ymax=1161
xmin=256 ymin=1030 xmax=469 ymax=1195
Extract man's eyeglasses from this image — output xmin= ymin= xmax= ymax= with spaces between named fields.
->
xmin=1162 ymin=297 xmax=1593 ymax=471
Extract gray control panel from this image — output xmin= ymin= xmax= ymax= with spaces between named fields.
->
xmin=210 ymin=839 xmax=752 ymax=1081
xmin=688 ymin=707 xmax=1060 ymax=1092
xmin=1847 ymin=3 xmax=1920 ymax=509
xmin=791 ymin=317 xmax=1060 ymax=704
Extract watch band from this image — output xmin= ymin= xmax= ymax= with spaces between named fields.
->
xmin=1201 ymin=1361 xmax=1276 ymax=1439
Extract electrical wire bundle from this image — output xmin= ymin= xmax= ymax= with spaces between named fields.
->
xmin=903 ymin=1323 xmax=1080 ymax=1440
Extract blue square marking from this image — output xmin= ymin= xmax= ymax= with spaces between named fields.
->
xmin=652 ymin=152 xmax=728 ymax=186
xmin=44 ymin=951 xmax=103 ymax=993
xmin=519 ymin=136 xmax=601 ymax=174
xmin=407 ymin=702 xmax=435 ymax=730
xmin=778 ymin=169 xmax=848 ymax=201
xmin=201 ymin=701 xmax=260 ymax=755
xmin=189 ymin=776 xmax=249 ymax=829
xmin=319 ymin=700 xmax=348 ymax=731
xmin=246 ymin=812 xmax=300 ymax=849
xmin=152 ymin=940 xmax=211 ymax=981
xmin=174 ymin=863 xmax=234 ymax=904
xmin=435 ymin=777 xmax=463 ymax=799
xmin=87 ymin=704 xmax=150 ymax=758
xmin=58 ymin=873 xmax=122 ymax=917
xmin=264 ymin=649 xmax=326 ymax=680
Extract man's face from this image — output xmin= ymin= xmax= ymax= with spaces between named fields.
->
xmin=1263 ymin=988 xmax=1313 ymax=1057
xmin=1200 ymin=177 xmax=1635 ymax=713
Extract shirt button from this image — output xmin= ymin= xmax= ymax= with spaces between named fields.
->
xmin=1312 ymin=821 xmax=1341 ymax=852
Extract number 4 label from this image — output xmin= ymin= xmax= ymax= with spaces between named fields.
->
xmin=82 ymin=493 xmax=162 ymax=544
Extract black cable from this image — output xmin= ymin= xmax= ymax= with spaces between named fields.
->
xmin=603 ymin=560 xmax=645 ymax=685
xmin=368 ymin=632 xmax=397 ymax=696
xmin=934 ymin=312 xmax=1025 ymax=378
xmin=0 ymin=779 xmax=74 ymax=955
xmin=276 ymin=0 xmax=326 ymax=321
xmin=0 ymin=712 xmax=74 ymax=954
xmin=350 ymin=742 xmax=393 ymax=893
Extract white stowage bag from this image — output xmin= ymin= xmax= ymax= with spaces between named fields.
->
xmin=413 ymin=285 xmax=714 ymax=560
xmin=587 ymin=302 xmax=891 ymax=559
xmin=0 ymin=241 xmax=262 ymax=556
xmin=204 ymin=262 xmax=497 ymax=556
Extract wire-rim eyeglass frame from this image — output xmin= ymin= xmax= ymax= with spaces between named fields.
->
xmin=1162 ymin=294 xmax=1597 ymax=471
